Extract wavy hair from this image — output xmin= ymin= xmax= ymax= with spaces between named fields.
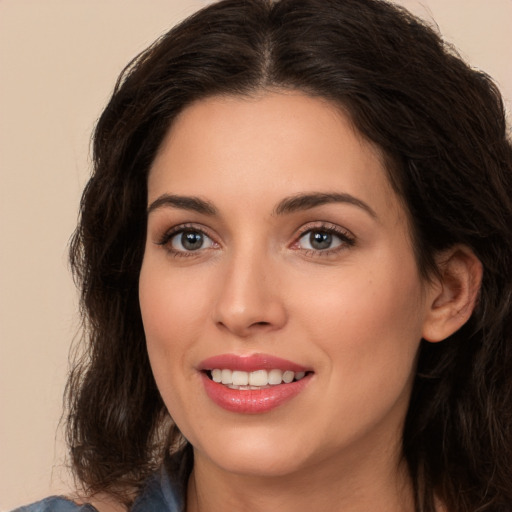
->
xmin=67 ymin=0 xmax=512 ymax=510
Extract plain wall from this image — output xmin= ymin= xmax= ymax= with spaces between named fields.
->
xmin=1 ymin=1 xmax=511 ymax=509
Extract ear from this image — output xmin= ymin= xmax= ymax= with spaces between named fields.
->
xmin=422 ymin=245 xmax=483 ymax=343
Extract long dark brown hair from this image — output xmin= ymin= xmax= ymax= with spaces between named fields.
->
xmin=67 ymin=0 xmax=512 ymax=510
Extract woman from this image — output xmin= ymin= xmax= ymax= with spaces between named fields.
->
xmin=15 ymin=0 xmax=512 ymax=511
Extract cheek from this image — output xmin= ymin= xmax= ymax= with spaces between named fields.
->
xmin=292 ymin=259 xmax=425 ymax=441
xmin=138 ymin=256 xmax=207 ymax=426
xmin=295 ymin=254 xmax=425 ymax=374
xmin=138 ymin=254 xmax=213 ymax=397
xmin=139 ymin=256 xmax=209 ymax=343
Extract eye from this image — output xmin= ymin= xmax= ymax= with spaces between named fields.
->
xmin=158 ymin=227 xmax=216 ymax=255
xmin=171 ymin=229 xmax=214 ymax=252
xmin=300 ymin=231 xmax=339 ymax=250
xmin=295 ymin=225 xmax=355 ymax=254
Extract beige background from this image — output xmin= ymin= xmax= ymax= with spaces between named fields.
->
xmin=1 ymin=1 xmax=511 ymax=509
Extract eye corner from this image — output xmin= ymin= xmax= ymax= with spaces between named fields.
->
xmin=154 ymin=223 xmax=220 ymax=258
xmin=291 ymin=222 xmax=356 ymax=257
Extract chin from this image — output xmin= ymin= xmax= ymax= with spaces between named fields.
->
xmin=189 ymin=426 xmax=316 ymax=478
xmin=207 ymin=449 xmax=308 ymax=478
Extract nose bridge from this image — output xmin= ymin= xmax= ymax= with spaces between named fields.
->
xmin=213 ymin=238 xmax=286 ymax=336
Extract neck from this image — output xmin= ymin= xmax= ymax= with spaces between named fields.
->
xmin=186 ymin=441 xmax=414 ymax=512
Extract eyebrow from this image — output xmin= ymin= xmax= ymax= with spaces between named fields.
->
xmin=147 ymin=191 xmax=376 ymax=218
xmin=147 ymin=194 xmax=217 ymax=216
xmin=273 ymin=192 xmax=377 ymax=218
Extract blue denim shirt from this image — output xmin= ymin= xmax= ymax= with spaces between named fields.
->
xmin=11 ymin=465 xmax=183 ymax=512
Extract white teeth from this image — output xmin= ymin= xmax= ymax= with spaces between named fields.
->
xmin=232 ymin=370 xmax=249 ymax=386
xmin=209 ymin=368 xmax=308 ymax=387
xmin=249 ymin=369 xmax=268 ymax=386
xmin=227 ymin=385 xmax=261 ymax=390
xmin=221 ymin=369 xmax=232 ymax=384
xmin=268 ymin=369 xmax=283 ymax=385
xmin=282 ymin=370 xmax=294 ymax=383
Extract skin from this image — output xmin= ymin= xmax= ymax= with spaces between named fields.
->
xmin=138 ymin=91 xmax=478 ymax=512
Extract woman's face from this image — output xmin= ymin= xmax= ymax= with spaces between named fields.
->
xmin=139 ymin=92 xmax=436 ymax=480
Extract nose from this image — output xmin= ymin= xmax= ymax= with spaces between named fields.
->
xmin=213 ymin=248 xmax=288 ymax=338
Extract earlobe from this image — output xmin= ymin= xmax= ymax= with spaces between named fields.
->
xmin=422 ymin=246 xmax=483 ymax=343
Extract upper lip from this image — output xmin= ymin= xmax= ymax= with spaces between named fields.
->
xmin=198 ymin=353 xmax=309 ymax=373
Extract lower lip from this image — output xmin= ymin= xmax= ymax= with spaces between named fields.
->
xmin=201 ymin=373 xmax=312 ymax=414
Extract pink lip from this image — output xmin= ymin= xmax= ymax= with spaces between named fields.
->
xmin=199 ymin=353 xmax=308 ymax=372
xmin=198 ymin=353 xmax=312 ymax=414
xmin=201 ymin=373 xmax=312 ymax=414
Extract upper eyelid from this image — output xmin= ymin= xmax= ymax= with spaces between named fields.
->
xmin=164 ymin=222 xmax=214 ymax=236
xmin=156 ymin=223 xmax=218 ymax=245
xmin=294 ymin=221 xmax=355 ymax=238
xmin=291 ymin=223 xmax=356 ymax=251
xmin=153 ymin=221 xmax=355 ymax=247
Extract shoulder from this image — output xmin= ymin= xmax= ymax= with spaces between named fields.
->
xmin=12 ymin=457 xmax=185 ymax=512
xmin=10 ymin=496 xmax=98 ymax=512
xmin=130 ymin=465 xmax=184 ymax=512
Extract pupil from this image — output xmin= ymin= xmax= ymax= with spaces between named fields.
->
xmin=310 ymin=231 xmax=332 ymax=250
xmin=182 ymin=231 xmax=203 ymax=250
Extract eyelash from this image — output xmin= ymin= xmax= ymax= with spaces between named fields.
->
xmin=293 ymin=223 xmax=356 ymax=257
xmin=156 ymin=223 xmax=217 ymax=258
xmin=155 ymin=222 xmax=356 ymax=258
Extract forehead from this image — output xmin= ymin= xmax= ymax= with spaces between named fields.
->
xmin=148 ymin=91 xmax=401 ymax=220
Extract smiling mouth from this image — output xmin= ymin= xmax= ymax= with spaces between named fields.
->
xmin=204 ymin=369 xmax=312 ymax=389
